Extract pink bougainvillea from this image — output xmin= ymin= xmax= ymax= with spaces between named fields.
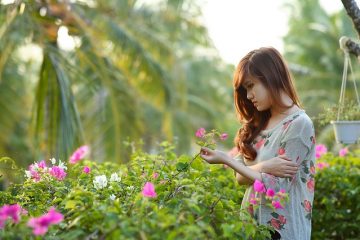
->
xmin=253 ymin=179 xmax=265 ymax=193
xmin=69 ymin=145 xmax=90 ymax=164
xmin=142 ymin=182 xmax=157 ymax=198
xmin=220 ymin=133 xmax=228 ymax=141
xmin=49 ymin=166 xmax=67 ymax=181
xmin=83 ymin=166 xmax=91 ymax=174
xmin=27 ymin=207 xmax=63 ymax=236
xmin=0 ymin=204 xmax=22 ymax=228
xmin=195 ymin=128 xmax=206 ymax=138
xmin=339 ymin=147 xmax=348 ymax=157
xmin=315 ymin=144 xmax=327 ymax=159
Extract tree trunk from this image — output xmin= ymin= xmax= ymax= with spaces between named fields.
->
xmin=341 ymin=0 xmax=360 ymax=57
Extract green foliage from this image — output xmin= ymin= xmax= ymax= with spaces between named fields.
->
xmin=0 ymin=0 xmax=234 ymax=165
xmin=317 ymin=100 xmax=360 ymax=126
xmin=0 ymin=142 xmax=272 ymax=239
xmin=312 ymin=151 xmax=360 ymax=240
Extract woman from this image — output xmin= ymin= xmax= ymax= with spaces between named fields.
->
xmin=200 ymin=47 xmax=316 ymax=240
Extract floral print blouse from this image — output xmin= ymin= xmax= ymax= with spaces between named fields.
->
xmin=235 ymin=109 xmax=316 ymax=240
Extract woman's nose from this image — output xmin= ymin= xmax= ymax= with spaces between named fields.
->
xmin=247 ymin=91 xmax=253 ymax=100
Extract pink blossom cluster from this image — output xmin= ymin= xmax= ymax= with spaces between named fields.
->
xmin=69 ymin=145 xmax=90 ymax=164
xmin=25 ymin=159 xmax=67 ymax=182
xmin=315 ymin=144 xmax=327 ymax=159
xmin=142 ymin=182 xmax=157 ymax=198
xmin=0 ymin=204 xmax=23 ymax=229
xmin=27 ymin=207 xmax=63 ymax=236
xmin=339 ymin=147 xmax=348 ymax=157
xmin=252 ymin=180 xmax=288 ymax=210
xmin=195 ymin=128 xmax=228 ymax=141
xmin=316 ymin=162 xmax=330 ymax=170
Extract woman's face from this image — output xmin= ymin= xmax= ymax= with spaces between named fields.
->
xmin=242 ymin=76 xmax=272 ymax=111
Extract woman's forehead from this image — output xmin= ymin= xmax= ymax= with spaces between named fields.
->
xmin=242 ymin=76 xmax=257 ymax=85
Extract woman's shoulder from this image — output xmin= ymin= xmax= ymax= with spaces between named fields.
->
xmin=282 ymin=110 xmax=315 ymax=146
xmin=288 ymin=110 xmax=314 ymax=131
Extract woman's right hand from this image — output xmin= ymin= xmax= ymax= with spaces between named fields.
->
xmin=261 ymin=155 xmax=299 ymax=177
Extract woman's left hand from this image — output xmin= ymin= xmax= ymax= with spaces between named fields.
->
xmin=200 ymin=147 xmax=228 ymax=164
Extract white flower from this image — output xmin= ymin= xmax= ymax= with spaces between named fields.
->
xmin=24 ymin=170 xmax=32 ymax=179
xmin=110 ymin=173 xmax=121 ymax=182
xmin=93 ymin=175 xmax=108 ymax=189
xmin=109 ymin=194 xmax=116 ymax=200
xmin=127 ymin=186 xmax=135 ymax=191
xmin=32 ymin=163 xmax=40 ymax=171
xmin=58 ymin=159 xmax=67 ymax=170
xmin=50 ymin=158 xmax=56 ymax=165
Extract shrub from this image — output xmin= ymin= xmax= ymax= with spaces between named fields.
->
xmin=0 ymin=141 xmax=272 ymax=239
xmin=312 ymin=150 xmax=360 ymax=240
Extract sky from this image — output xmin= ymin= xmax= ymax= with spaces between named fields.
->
xmin=201 ymin=0 xmax=346 ymax=65
xmin=0 ymin=0 xmax=353 ymax=65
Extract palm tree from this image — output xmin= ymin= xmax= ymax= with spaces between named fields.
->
xmin=0 ymin=0 xmax=234 ymax=166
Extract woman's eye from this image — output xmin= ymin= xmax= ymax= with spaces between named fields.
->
xmin=247 ymin=83 xmax=254 ymax=89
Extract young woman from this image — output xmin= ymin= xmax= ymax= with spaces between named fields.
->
xmin=200 ymin=47 xmax=316 ymax=240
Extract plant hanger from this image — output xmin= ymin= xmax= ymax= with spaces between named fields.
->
xmin=338 ymin=36 xmax=360 ymax=121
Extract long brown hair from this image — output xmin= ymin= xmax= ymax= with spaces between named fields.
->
xmin=233 ymin=47 xmax=302 ymax=161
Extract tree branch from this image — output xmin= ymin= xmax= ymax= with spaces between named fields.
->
xmin=341 ymin=0 xmax=360 ymax=37
xmin=341 ymin=0 xmax=360 ymax=57
xmin=346 ymin=38 xmax=360 ymax=57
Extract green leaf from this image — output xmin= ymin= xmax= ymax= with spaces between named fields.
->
xmin=176 ymin=162 xmax=189 ymax=172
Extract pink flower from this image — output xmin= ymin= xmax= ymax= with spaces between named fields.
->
xmin=272 ymin=200 xmax=284 ymax=209
xmin=316 ymin=162 xmax=329 ymax=170
xmin=27 ymin=207 xmax=63 ymax=236
xmin=152 ymin=172 xmax=159 ymax=179
xmin=28 ymin=164 xmax=42 ymax=181
xmin=249 ymin=193 xmax=258 ymax=205
xmin=306 ymin=178 xmax=315 ymax=192
xmin=278 ymin=214 xmax=287 ymax=224
xmin=220 ymin=133 xmax=228 ymax=141
xmin=266 ymin=188 xmax=275 ymax=198
xmin=0 ymin=204 xmax=22 ymax=228
xmin=142 ymin=182 xmax=157 ymax=198
xmin=253 ymin=179 xmax=265 ymax=193
xmin=83 ymin=166 xmax=90 ymax=174
xmin=69 ymin=145 xmax=90 ymax=164
xmin=255 ymin=138 xmax=266 ymax=149
xmin=278 ymin=148 xmax=285 ymax=155
xmin=310 ymin=166 xmax=316 ymax=175
xmin=276 ymin=188 xmax=287 ymax=199
xmin=38 ymin=160 xmax=47 ymax=169
xmin=339 ymin=148 xmax=348 ymax=157
xmin=49 ymin=166 xmax=67 ymax=180
xmin=270 ymin=218 xmax=281 ymax=230
xmin=315 ymin=144 xmax=327 ymax=159
xmin=303 ymin=200 xmax=312 ymax=212
xmin=195 ymin=128 xmax=206 ymax=138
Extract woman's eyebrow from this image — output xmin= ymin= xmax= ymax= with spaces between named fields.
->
xmin=243 ymin=80 xmax=251 ymax=87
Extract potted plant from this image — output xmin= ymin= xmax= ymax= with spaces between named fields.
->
xmin=319 ymin=36 xmax=360 ymax=144
xmin=319 ymin=101 xmax=360 ymax=144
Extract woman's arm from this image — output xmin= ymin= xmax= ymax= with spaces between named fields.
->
xmin=200 ymin=147 xmax=262 ymax=181
xmin=235 ymin=155 xmax=298 ymax=185
xmin=200 ymin=147 xmax=298 ymax=185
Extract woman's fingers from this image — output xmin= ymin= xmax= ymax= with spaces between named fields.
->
xmin=278 ymin=154 xmax=291 ymax=161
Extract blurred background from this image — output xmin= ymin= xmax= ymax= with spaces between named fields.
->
xmin=0 ymin=0 xmax=359 ymax=167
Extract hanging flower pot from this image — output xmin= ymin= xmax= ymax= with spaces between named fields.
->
xmin=326 ymin=37 xmax=360 ymax=144
xmin=330 ymin=120 xmax=360 ymax=144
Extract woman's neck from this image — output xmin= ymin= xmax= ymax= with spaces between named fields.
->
xmin=270 ymin=92 xmax=299 ymax=118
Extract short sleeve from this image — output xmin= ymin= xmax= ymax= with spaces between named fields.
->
xmin=260 ymin=116 xmax=315 ymax=192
